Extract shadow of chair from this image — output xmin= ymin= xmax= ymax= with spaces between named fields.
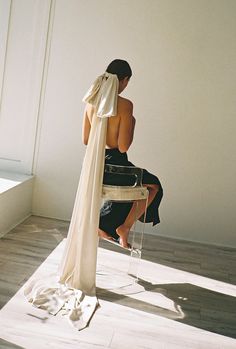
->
xmin=97 ymin=278 xmax=236 ymax=339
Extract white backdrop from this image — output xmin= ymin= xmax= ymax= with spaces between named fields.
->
xmin=1 ymin=0 xmax=235 ymax=247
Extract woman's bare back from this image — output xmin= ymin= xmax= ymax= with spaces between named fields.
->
xmin=83 ymin=96 xmax=135 ymax=152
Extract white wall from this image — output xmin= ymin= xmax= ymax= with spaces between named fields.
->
xmin=4 ymin=0 xmax=235 ymax=247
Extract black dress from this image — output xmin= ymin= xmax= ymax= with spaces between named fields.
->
xmin=99 ymin=148 xmax=163 ymax=240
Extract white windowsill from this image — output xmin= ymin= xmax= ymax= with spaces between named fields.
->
xmin=0 ymin=170 xmax=34 ymax=194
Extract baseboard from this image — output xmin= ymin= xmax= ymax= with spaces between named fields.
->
xmin=0 ymin=213 xmax=32 ymax=239
xmin=22 ymin=214 xmax=236 ymax=251
xmin=31 ymin=213 xmax=69 ymax=223
xmin=147 ymin=231 xmax=236 ymax=250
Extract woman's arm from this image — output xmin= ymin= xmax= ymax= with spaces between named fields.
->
xmin=118 ymin=100 xmax=135 ymax=153
xmin=82 ymin=105 xmax=91 ymax=145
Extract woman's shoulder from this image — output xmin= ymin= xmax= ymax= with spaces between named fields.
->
xmin=118 ymin=96 xmax=133 ymax=110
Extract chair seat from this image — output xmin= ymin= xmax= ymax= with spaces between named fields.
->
xmin=102 ymin=185 xmax=149 ymax=201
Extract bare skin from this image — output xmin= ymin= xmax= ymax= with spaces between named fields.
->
xmin=82 ymin=77 xmax=159 ymax=248
xmin=116 ymin=184 xmax=159 ymax=248
xmin=97 ymin=228 xmax=114 ymax=241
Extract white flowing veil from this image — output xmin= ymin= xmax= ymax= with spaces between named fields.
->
xmin=24 ymin=72 xmax=119 ymax=330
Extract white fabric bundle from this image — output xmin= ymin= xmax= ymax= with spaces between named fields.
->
xmin=24 ymin=72 xmax=119 ymax=330
xmin=83 ymin=72 xmax=118 ymax=117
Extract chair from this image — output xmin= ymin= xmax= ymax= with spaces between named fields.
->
xmin=100 ymin=163 xmax=149 ymax=284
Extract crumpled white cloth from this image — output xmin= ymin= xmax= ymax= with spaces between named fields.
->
xmin=24 ymin=72 xmax=119 ymax=330
xmin=24 ymin=272 xmax=98 ymax=330
xmin=83 ymin=72 xmax=119 ymax=117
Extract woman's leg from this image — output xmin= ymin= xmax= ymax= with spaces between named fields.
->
xmin=116 ymin=184 xmax=159 ymax=248
xmin=98 ymin=228 xmax=114 ymax=240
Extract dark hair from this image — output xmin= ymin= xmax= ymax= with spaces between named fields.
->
xmin=106 ymin=59 xmax=132 ymax=81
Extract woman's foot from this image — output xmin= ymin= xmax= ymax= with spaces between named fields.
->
xmin=116 ymin=225 xmax=131 ymax=248
xmin=98 ymin=228 xmax=114 ymax=241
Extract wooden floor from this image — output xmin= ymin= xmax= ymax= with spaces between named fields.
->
xmin=0 ymin=215 xmax=235 ymax=348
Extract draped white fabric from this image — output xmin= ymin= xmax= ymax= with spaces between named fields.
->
xmin=24 ymin=73 xmax=119 ymax=330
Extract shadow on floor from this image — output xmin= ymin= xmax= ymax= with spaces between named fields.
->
xmin=97 ymin=279 xmax=236 ymax=339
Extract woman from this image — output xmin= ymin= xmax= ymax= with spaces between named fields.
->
xmin=82 ymin=59 xmax=163 ymax=248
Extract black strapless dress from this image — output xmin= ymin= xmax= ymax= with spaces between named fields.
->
xmin=99 ymin=148 xmax=163 ymax=240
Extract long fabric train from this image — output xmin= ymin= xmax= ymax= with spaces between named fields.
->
xmin=24 ymin=73 xmax=119 ymax=330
